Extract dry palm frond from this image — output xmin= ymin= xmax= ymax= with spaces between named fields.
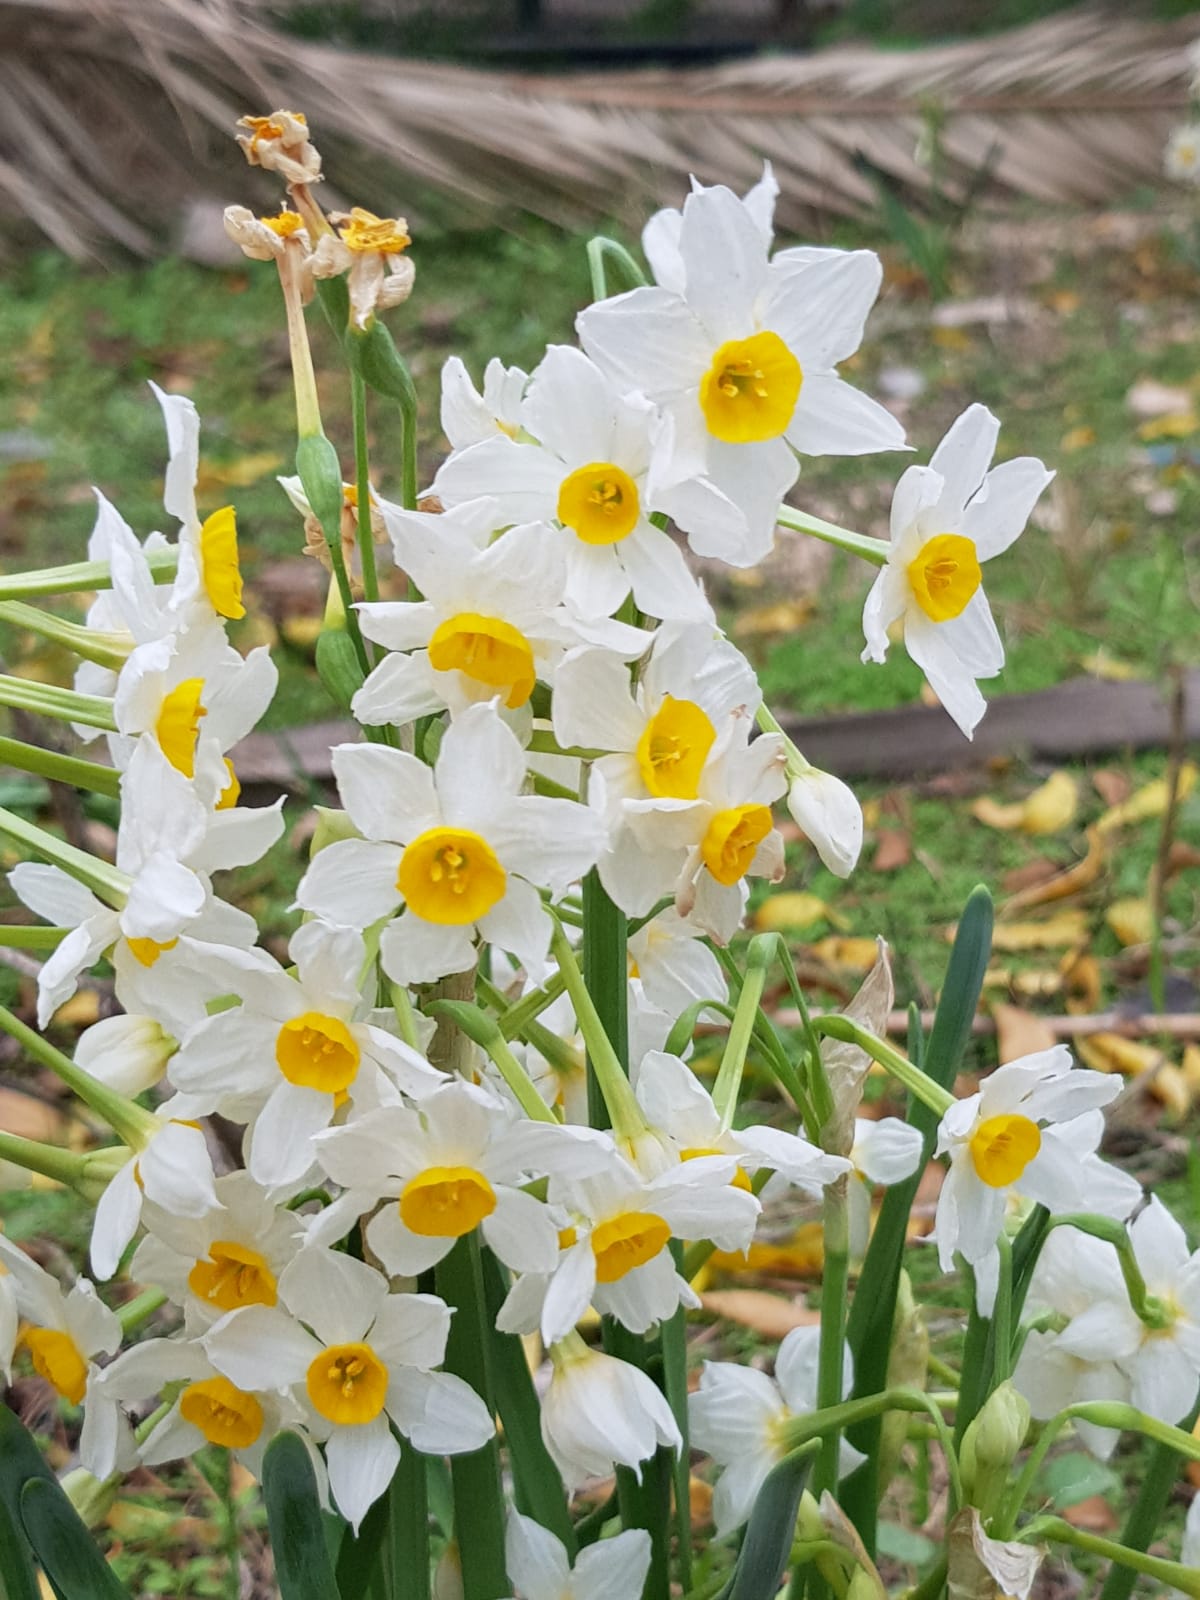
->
xmin=0 ymin=0 xmax=1193 ymax=258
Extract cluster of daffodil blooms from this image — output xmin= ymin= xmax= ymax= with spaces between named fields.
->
xmin=0 ymin=108 xmax=1198 ymax=1600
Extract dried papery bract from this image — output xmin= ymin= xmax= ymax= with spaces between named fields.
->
xmin=819 ymin=937 xmax=893 ymax=1156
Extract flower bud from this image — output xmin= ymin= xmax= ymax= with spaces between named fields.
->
xmin=310 ymin=806 xmax=361 ymax=858
xmin=786 ymin=765 xmax=862 ymax=878
xmin=960 ymin=1381 xmax=1030 ymax=1516
xmin=60 ymin=1466 xmax=120 ymax=1529
xmin=74 ymin=1014 xmax=175 ymax=1098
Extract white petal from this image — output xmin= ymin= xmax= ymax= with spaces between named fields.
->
xmin=326 ymin=1415 xmax=400 ymax=1532
xmin=929 ymin=405 xmax=1000 ymax=521
xmin=8 ymin=863 xmax=103 ymax=927
xmin=786 ymin=374 xmax=906 ymax=458
xmin=351 ymin=652 xmax=444 ymax=727
xmin=368 ymin=1292 xmax=450 ymax=1372
xmin=523 ymin=345 xmax=617 ymax=464
xmin=905 ymin=611 xmax=988 ymax=740
xmin=296 ymin=838 xmax=404 ymax=928
xmin=379 ymin=914 xmax=476 ymax=987
xmin=332 ymin=743 xmax=439 ymax=842
xmin=678 ymin=185 xmax=768 ymax=342
xmin=487 ymin=798 xmax=605 ymax=896
xmin=962 ymin=457 xmax=1054 ymax=561
xmin=482 ymin=1187 xmax=560 ymax=1274
xmin=279 ymin=1248 xmax=387 ymax=1346
xmin=203 ymin=1305 xmax=319 ymax=1391
xmin=574 ymin=1533 xmax=652 ymax=1600
xmin=578 ymin=287 xmax=710 ymax=398
xmin=852 ymin=1118 xmax=925 ymax=1186
xmin=505 ymin=1509 xmax=572 ymax=1600
xmin=246 ymin=1085 xmax=329 ymax=1188
xmin=763 ymin=249 xmax=882 ymax=369
xmin=620 ymin=523 xmax=713 ymax=623
xmin=436 ymin=701 xmax=526 ymax=827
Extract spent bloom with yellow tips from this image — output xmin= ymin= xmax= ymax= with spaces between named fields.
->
xmin=862 ymin=405 xmax=1053 ymax=738
xmin=166 ymin=921 xmax=442 ymax=1188
xmin=433 ymin=345 xmax=710 ymax=623
xmin=203 ymin=1248 xmax=493 ymax=1531
xmin=578 ymin=174 xmax=905 ymax=566
xmin=235 ymin=110 xmax=322 ymax=186
xmin=296 ymin=701 xmax=606 ymax=984
xmin=934 ymin=1046 xmax=1120 ymax=1278
xmin=312 ymin=207 xmax=415 ymax=329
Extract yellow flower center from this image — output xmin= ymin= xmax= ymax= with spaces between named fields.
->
xmin=399 ymin=1166 xmax=497 ymax=1237
xmin=969 ymin=1114 xmax=1042 ymax=1188
xmin=681 ymin=1146 xmax=753 ymax=1192
xmin=260 ymin=208 xmax=306 ymax=239
xmin=241 ymin=115 xmax=287 ymax=148
xmin=188 ymin=1241 xmax=278 ymax=1313
xmin=275 ymin=1012 xmax=361 ymax=1095
xmin=21 ymin=1327 xmax=88 ymax=1405
xmin=907 ymin=534 xmax=982 ymax=623
xmin=701 ymin=804 xmax=773 ymax=886
xmin=339 ymin=207 xmax=411 ymax=256
xmin=635 ymin=696 xmax=717 ymax=800
xmin=427 ymin=613 xmax=537 ymax=709
xmin=217 ymin=760 xmax=241 ymax=811
xmin=155 ymin=677 xmax=207 ymax=778
xmin=699 ymin=331 xmax=802 ymax=444
xmin=398 ymin=827 xmax=507 ymax=926
xmin=199 ymin=506 xmax=245 ymax=621
xmin=179 ymin=1376 xmax=264 ymax=1450
xmin=556 ymin=462 xmax=641 ymax=546
xmin=592 ymin=1211 xmax=671 ymax=1283
xmin=126 ymin=936 xmax=179 ymax=968
xmin=306 ymin=1341 xmax=389 ymax=1427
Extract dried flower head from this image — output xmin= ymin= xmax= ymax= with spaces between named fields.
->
xmin=311 ymin=207 xmax=415 ymax=329
xmin=235 ymin=110 xmax=322 ymax=186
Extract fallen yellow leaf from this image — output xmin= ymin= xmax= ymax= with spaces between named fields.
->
xmin=51 ymin=990 xmax=100 ymax=1028
xmin=1075 ymin=1033 xmax=1164 ymax=1077
xmin=973 ymin=771 xmax=1077 ymax=835
xmin=809 ymin=936 xmax=883 ymax=972
xmin=1137 ymin=411 xmax=1198 ymax=441
xmin=1095 ymin=765 xmax=1197 ymax=835
xmin=1079 ymin=651 xmax=1141 ymax=682
xmin=699 ymin=1290 xmax=820 ymax=1339
xmin=1149 ymin=1063 xmax=1193 ymax=1118
xmin=194 ymin=450 xmax=284 ymax=495
xmin=992 ymin=1003 xmax=1057 ymax=1062
xmin=1105 ymin=897 xmax=1154 ymax=947
xmin=977 ymin=910 xmax=1089 ymax=951
xmin=710 ymin=1222 xmax=825 ymax=1279
xmin=1000 ymin=828 xmax=1106 ymax=915
xmin=733 ymin=599 xmax=814 ymax=638
xmin=1061 ymin=424 xmax=1096 ymax=451
xmin=754 ymin=893 xmax=843 ymax=933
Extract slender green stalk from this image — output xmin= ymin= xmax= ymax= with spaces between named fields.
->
xmin=1026 ymin=1515 xmax=1200 ymax=1597
xmin=0 ymin=1129 xmax=91 ymax=1189
xmin=525 ymin=730 xmax=606 ymax=762
xmin=425 ymin=999 xmax=556 ymax=1123
xmin=383 ymin=1444 xmax=430 ymax=1600
xmin=954 ymin=1265 xmax=991 ymax=1450
xmin=434 ymin=1234 xmax=508 ymax=1600
xmin=0 ymin=736 xmax=119 ymax=797
xmin=551 ymin=909 xmax=642 ymax=1137
xmin=296 ymin=434 xmax=369 ymax=677
xmin=0 ymin=1004 xmax=154 ymax=1148
xmin=0 ymin=675 xmax=117 ymax=732
xmin=662 ymin=1294 xmax=693 ymax=1595
xmin=0 ymin=602 xmax=130 ymax=670
xmin=0 ymin=548 xmax=176 ymax=601
xmin=586 ymin=236 xmax=647 ymax=301
xmin=0 ymin=925 xmax=68 ymax=950
xmin=991 ymin=1235 xmax=1014 ymax=1384
xmin=813 ymin=1176 xmax=851 ymax=1500
xmin=775 ymin=506 xmax=890 ymax=566
xmin=710 ymin=938 xmax=770 ymax=1127
xmin=0 ymin=804 xmax=127 ymax=903
xmin=779 ymin=1387 xmax=961 ymax=1507
xmin=1045 ymin=1214 xmax=1170 ymax=1328
xmin=1098 ymin=1395 xmax=1200 ymax=1600
xmin=811 ymin=1015 xmax=954 ymax=1116
xmin=116 ymin=1288 xmax=167 ymax=1334
xmin=389 ymin=981 xmax=422 ymax=1050
xmin=491 ymin=971 xmax=568 ymax=1041
xmin=349 ymin=370 xmax=381 ymax=606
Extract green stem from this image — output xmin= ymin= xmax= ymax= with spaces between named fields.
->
xmin=350 ymin=370 xmax=381 ymax=605
xmin=811 ymin=1015 xmax=954 ymax=1116
xmin=425 ymin=999 xmax=556 ymax=1123
xmin=585 ymin=236 xmax=647 ymax=301
xmin=0 ymin=1129 xmax=90 ymax=1189
xmin=0 ymin=602 xmax=130 ymax=671
xmin=1098 ymin=1394 xmax=1200 ymax=1600
xmin=991 ymin=1235 xmax=1014 ymax=1384
xmin=0 ymin=548 xmax=176 ymax=601
xmin=779 ymin=1388 xmax=961 ymax=1509
xmin=0 ymin=925 xmax=69 ymax=950
xmin=116 ymin=1288 xmax=166 ymax=1334
xmin=1045 ymin=1214 xmax=1170 ymax=1329
xmin=0 ymin=736 xmax=119 ymax=798
xmin=384 ymin=1443 xmax=430 ymax=1600
xmin=813 ymin=1176 xmax=851 ymax=1500
xmin=0 ymin=1004 xmax=154 ymax=1148
xmin=954 ymin=1265 xmax=991 ymax=1450
xmin=0 ymin=804 xmax=128 ymax=903
xmin=775 ymin=506 xmax=890 ymax=566
xmin=1028 ymin=1516 xmax=1200 ymax=1597
xmin=661 ymin=1292 xmax=692 ymax=1595
xmin=711 ymin=937 xmax=770 ymax=1127
xmin=434 ymin=1234 xmax=508 ymax=1600
xmin=0 ymin=675 xmax=117 ymax=732
xmin=491 ymin=971 xmax=568 ymax=1041
xmin=552 ymin=906 xmax=642 ymax=1137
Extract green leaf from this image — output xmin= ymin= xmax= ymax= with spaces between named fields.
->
xmin=1037 ymin=1451 xmax=1120 ymax=1510
xmin=727 ymin=1446 xmax=814 ymax=1600
xmin=0 ymin=1491 xmax=40 ymax=1600
xmin=18 ymin=1478 xmax=128 ymax=1600
xmin=262 ymin=1433 xmax=342 ymax=1600
xmin=0 ymin=1401 xmax=57 ymax=1599
xmin=875 ymin=1520 xmax=938 ymax=1568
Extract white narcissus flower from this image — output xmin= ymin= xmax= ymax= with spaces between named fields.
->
xmin=167 ymin=922 xmax=443 ymax=1188
xmin=434 ymin=346 xmax=711 ymax=623
xmin=350 ymin=498 xmax=647 ymax=731
xmin=540 ymin=1336 xmax=681 ymax=1491
xmin=862 ymin=405 xmax=1053 ymax=738
xmin=441 ymin=355 xmax=528 ymax=449
xmin=579 ymin=176 xmax=904 ymax=567
xmin=505 ymin=1510 xmax=651 ymax=1600
xmin=89 ymin=1335 xmax=308 ymax=1483
xmin=846 ymin=1116 xmax=925 ymax=1256
xmin=311 ymin=1079 xmax=610 ymax=1279
xmin=1166 ymin=124 xmax=1200 ymax=184
xmin=73 ymin=1013 xmax=176 ymax=1097
xmin=0 ymin=1236 xmax=133 ymax=1477
xmin=627 ymin=908 xmax=728 ymax=1020
xmin=131 ymin=1171 xmax=306 ymax=1332
xmin=296 ymin=702 xmax=606 ymax=984
xmin=205 ymin=1250 xmax=493 ymax=1531
xmin=689 ymin=1326 xmax=863 ymax=1537
xmin=1040 ymin=1199 xmax=1200 ymax=1428
xmin=90 ymin=1119 xmax=220 ymax=1281
xmin=785 ymin=765 xmax=863 ymax=879
xmin=523 ymin=1136 xmax=760 ymax=1343
xmin=10 ymin=738 xmax=281 ymax=1027
xmin=934 ymin=1047 xmax=1120 ymax=1278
